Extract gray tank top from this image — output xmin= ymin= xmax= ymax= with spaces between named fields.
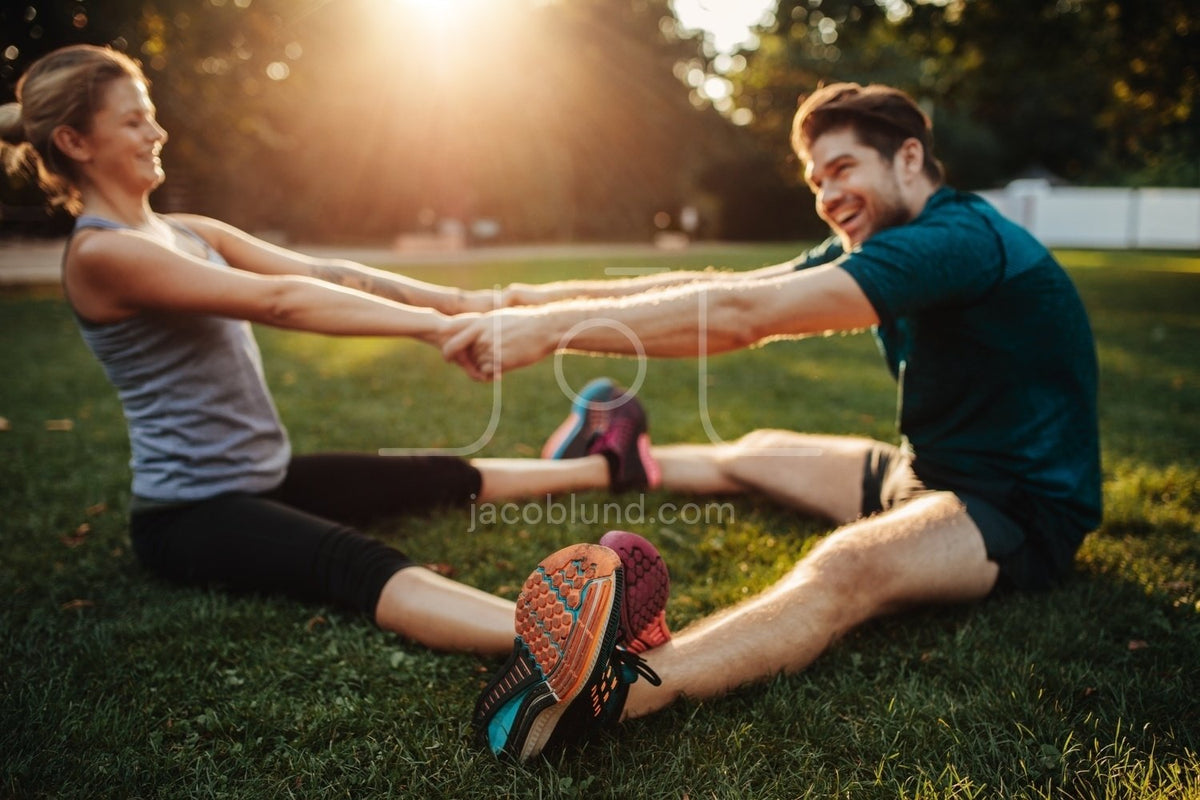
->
xmin=71 ymin=214 xmax=290 ymax=503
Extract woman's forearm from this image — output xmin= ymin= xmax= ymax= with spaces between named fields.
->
xmin=255 ymin=276 xmax=451 ymax=343
xmin=307 ymin=259 xmax=472 ymax=315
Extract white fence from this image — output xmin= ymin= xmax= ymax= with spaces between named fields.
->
xmin=976 ymin=181 xmax=1200 ymax=250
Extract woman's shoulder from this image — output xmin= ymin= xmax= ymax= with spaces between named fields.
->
xmin=162 ymin=213 xmax=232 ymax=240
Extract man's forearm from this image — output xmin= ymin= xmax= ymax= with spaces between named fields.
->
xmin=506 ymin=262 xmax=798 ymax=306
xmin=532 ymin=283 xmax=768 ymax=359
xmin=445 ymin=266 xmax=874 ymax=380
xmin=506 ymin=267 xmax=734 ymax=306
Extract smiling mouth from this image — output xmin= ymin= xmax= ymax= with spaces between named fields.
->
xmin=831 ymin=206 xmax=862 ymax=229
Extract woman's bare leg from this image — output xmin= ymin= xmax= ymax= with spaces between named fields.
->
xmin=472 ymin=456 xmax=609 ymax=502
xmin=374 ymin=566 xmax=515 ymax=654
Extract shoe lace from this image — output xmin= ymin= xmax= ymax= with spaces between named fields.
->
xmin=613 ymin=646 xmax=662 ymax=687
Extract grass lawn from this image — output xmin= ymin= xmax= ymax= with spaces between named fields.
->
xmin=1 ymin=244 xmax=1197 ymax=799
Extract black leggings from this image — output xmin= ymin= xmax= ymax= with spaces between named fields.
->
xmin=129 ymin=454 xmax=483 ymax=619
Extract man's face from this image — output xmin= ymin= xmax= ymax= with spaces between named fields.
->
xmin=804 ymin=128 xmax=914 ymax=249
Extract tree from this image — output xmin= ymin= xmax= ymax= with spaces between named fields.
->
xmin=1 ymin=0 xmax=307 ymax=231
xmin=3 ymin=0 xmax=761 ymax=241
xmin=713 ymin=0 xmax=1198 ymax=189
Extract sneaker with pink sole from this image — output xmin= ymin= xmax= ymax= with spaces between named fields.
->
xmin=600 ymin=530 xmax=672 ymax=655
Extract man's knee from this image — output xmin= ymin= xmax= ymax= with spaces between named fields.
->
xmin=717 ymin=429 xmax=812 ymax=474
xmin=801 ymin=529 xmax=885 ymax=598
xmin=718 ymin=430 xmax=872 ymax=517
xmin=731 ymin=428 xmax=804 ymax=451
xmin=708 ymin=429 xmax=801 ymax=489
xmin=797 ymin=492 xmax=991 ymax=608
xmin=703 ymin=429 xmax=772 ymax=476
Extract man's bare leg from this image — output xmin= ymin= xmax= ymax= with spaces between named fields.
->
xmin=654 ymin=430 xmax=879 ymax=523
xmin=623 ymin=492 xmax=999 ymax=717
xmin=474 ymin=415 xmax=873 ymax=519
xmin=414 ymin=430 xmax=877 ymax=656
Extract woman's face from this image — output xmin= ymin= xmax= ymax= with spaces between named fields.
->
xmin=78 ymin=76 xmax=168 ymax=194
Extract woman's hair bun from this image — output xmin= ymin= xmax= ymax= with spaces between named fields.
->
xmin=0 ymin=102 xmax=26 ymax=144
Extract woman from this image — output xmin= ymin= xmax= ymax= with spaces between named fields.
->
xmin=0 ymin=44 xmax=666 ymax=660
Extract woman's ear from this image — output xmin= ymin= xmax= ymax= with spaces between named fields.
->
xmin=51 ymin=124 xmax=91 ymax=163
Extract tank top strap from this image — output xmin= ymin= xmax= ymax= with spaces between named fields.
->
xmin=72 ymin=214 xmax=223 ymax=263
xmin=74 ymin=214 xmax=129 ymax=231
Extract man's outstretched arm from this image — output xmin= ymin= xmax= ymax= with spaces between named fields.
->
xmin=443 ymin=264 xmax=878 ymax=379
xmin=499 ymin=260 xmax=801 ymax=306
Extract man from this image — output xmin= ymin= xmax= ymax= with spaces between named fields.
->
xmin=452 ymin=83 xmax=1101 ymax=759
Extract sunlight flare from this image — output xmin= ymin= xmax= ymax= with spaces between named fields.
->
xmin=393 ymin=0 xmax=490 ymax=26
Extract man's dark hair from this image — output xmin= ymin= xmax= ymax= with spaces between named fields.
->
xmin=792 ymin=83 xmax=945 ymax=184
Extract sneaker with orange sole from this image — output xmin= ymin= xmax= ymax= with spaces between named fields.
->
xmin=473 ymin=544 xmax=624 ymax=762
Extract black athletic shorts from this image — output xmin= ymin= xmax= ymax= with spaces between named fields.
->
xmin=129 ymin=454 xmax=482 ymax=619
xmin=860 ymin=443 xmax=1061 ymax=590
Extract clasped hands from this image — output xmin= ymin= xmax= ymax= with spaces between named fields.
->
xmin=438 ymin=307 xmax=558 ymax=382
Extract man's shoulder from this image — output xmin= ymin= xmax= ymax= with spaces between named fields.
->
xmin=914 ymin=188 xmax=999 ymax=234
xmin=860 ymin=196 xmax=979 ymax=259
xmin=871 ymin=187 xmax=1014 ymax=263
xmin=930 ymin=188 xmax=1058 ymax=273
xmin=790 ymin=236 xmax=845 ymax=270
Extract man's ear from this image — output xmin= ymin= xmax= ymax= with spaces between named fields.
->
xmin=896 ymin=137 xmax=925 ymax=180
xmin=51 ymin=125 xmax=91 ymax=163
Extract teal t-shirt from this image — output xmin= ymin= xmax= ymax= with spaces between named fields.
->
xmin=794 ymin=187 xmax=1101 ymax=568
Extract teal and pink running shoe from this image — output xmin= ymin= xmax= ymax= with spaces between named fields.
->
xmin=542 ymin=378 xmax=661 ymax=493
xmin=473 ymin=544 xmax=625 ymax=762
xmin=533 ymin=531 xmax=671 ymax=754
xmin=541 ymin=377 xmax=620 ymax=460
xmin=600 ymin=530 xmax=672 ymax=655
xmin=472 ymin=534 xmax=671 ymax=760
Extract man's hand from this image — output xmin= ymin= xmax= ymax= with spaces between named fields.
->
xmin=440 ymin=308 xmax=561 ymax=381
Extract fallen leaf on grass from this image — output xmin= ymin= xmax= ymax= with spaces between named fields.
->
xmin=1128 ymin=639 xmax=1149 ymax=651
xmin=0 ymin=416 xmax=10 ymax=431
xmin=86 ymin=503 xmax=108 ymax=516
xmin=306 ymin=615 xmax=327 ymax=632
xmin=45 ymin=419 xmax=74 ymax=431
xmin=60 ymin=599 xmax=94 ymax=611
xmin=60 ymin=523 xmax=91 ymax=548
xmin=423 ymin=562 xmax=457 ymax=578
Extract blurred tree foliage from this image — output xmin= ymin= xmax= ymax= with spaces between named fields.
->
xmin=719 ymin=0 xmax=1197 ymax=190
xmin=2 ymin=0 xmax=1193 ymax=241
xmin=1 ymin=0 xmax=779 ymax=241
